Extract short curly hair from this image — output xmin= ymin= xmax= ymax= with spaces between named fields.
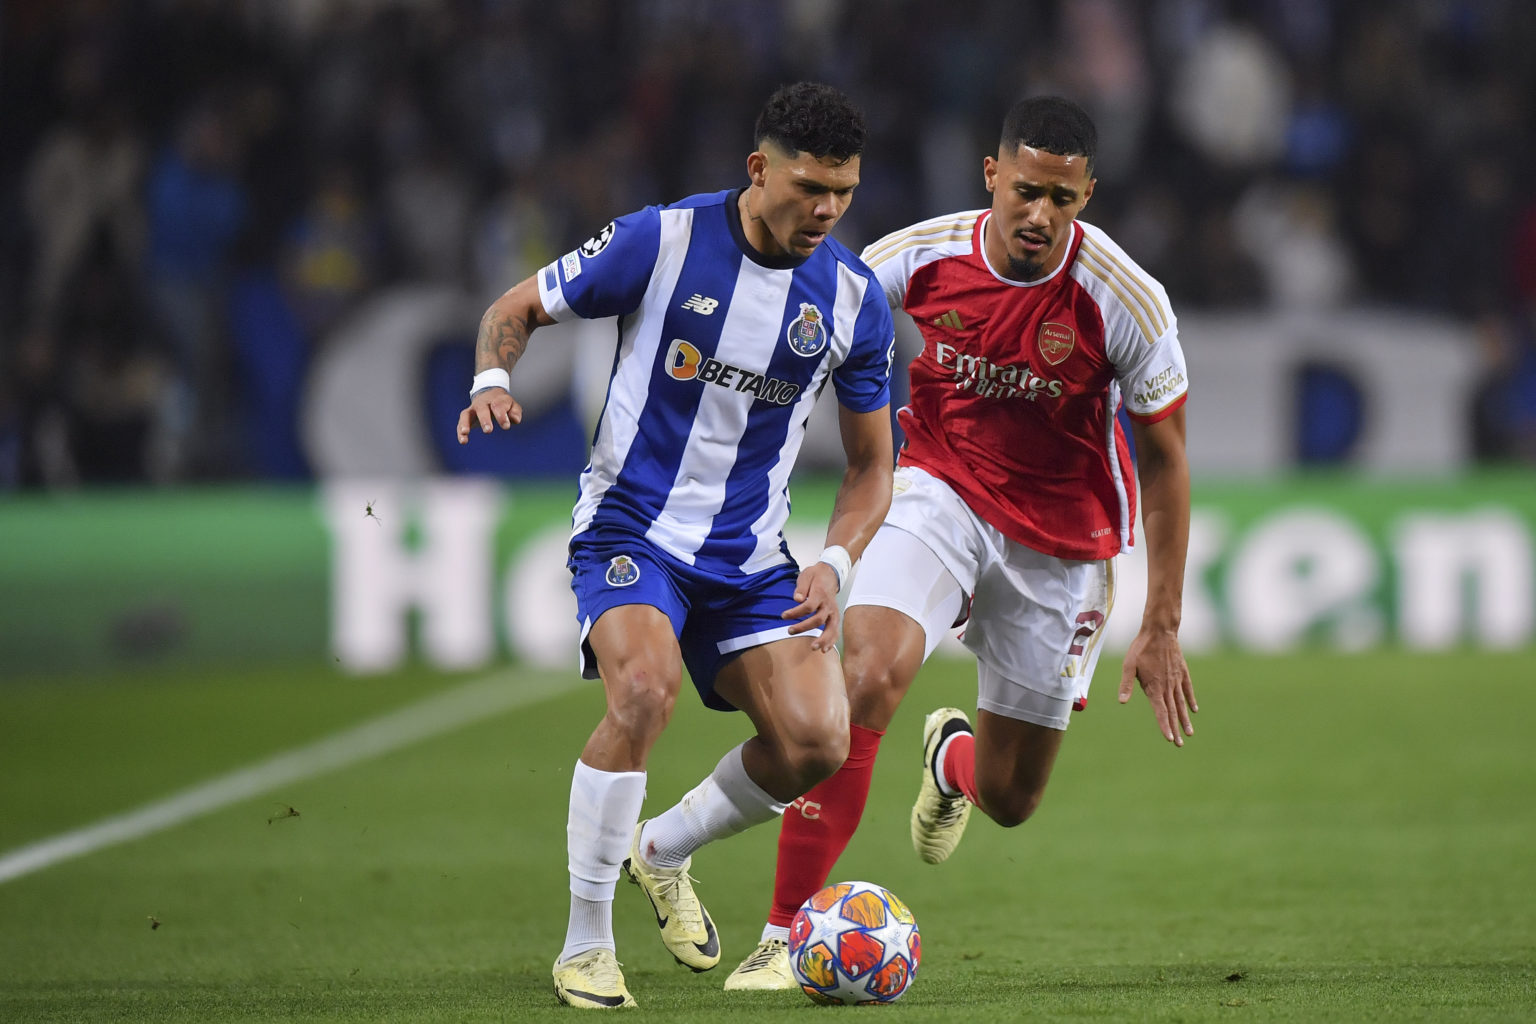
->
xmin=754 ymin=82 xmax=866 ymax=162
xmin=1000 ymin=96 xmax=1098 ymax=175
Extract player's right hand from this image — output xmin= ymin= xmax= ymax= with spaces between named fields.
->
xmin=457 ymin=388 xmax=522 ymax=444
xmin=1118 ymin=628 xmax=1196 ymax=747
xmin=783 ymin=562 xmax=842 ymax=654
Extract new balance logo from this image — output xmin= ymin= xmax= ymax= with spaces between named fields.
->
xmin=681 ymin=294 xmax=719 ymax=315
xmin=932 ymin=309 xmax=964 ymax=330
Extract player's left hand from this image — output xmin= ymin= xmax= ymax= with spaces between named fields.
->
xmin=783 ymin=563 xmax=842 ymax=653
xmin=1118 ymin=628 xmax=1197 ymax=746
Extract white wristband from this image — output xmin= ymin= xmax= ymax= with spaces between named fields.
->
xmin=817 ymin=544 xmax=853 ymax=593
xmin=470 ymin=368 xmax=510 ymax=397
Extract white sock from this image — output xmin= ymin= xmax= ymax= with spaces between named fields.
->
xmin=761 ymin=923 xmax=790 ymax=944
xmin=933 ymin=732 xmax=963 ymax=798
xmin=562 ymin=895 xmax=611 ymax=961
xmin=561 ymin=759 xmax=646 ymax=960
xmin=638 ymin=743 xmax=787 ymax=870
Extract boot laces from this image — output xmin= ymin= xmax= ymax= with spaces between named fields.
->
xmin=653 ymin=867 xmax=704 ymax=930
xmin=739 ymin=937 xmax=788 ymax=970
xmin=569 ymin=948 xmax=624 ymax=986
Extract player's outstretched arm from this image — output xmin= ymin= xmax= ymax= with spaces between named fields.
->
xmin=784 ymin=404 xmax=894 ymax=652
xmin=456 ymin=275 xmax=557 ymax=444
xmin=1119 ymin=407 xmax=1198 ymax=745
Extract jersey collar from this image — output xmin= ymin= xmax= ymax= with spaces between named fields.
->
xmin=976 ymin=211 xmax=1079 ymax=288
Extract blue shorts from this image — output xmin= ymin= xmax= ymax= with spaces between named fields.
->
xmin=568 ymin=531 xmax=818 ymax=711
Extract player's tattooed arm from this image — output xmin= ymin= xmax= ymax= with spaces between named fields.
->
xmin=474 ymin=275 xmax=555 ymax=374
xmin=475 ymin=303 xmax=531 ymax=373
xmin=458 ymin=275 xmax=557 ymax=443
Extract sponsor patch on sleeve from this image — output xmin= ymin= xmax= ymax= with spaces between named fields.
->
xmin=1133 ymin=367 xmax=1185 ymax=407
xmin=560 ymin=250 xmax=582 ymax=282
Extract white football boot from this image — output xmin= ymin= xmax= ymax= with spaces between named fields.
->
xmin=552 ymin=948 xmax=637 ymax=1009
xmin=911 ymin=707 xmax=974 ymax=864
xmin=622 ymin=822 xmax=721 ymax=971
xmin=723 ymin=937 xmax=795 ymax=991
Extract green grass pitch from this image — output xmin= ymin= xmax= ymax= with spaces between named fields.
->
xmin=2 ymin=650 xmax=1533 ymax=1022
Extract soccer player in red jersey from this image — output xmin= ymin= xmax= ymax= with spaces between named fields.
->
xmin=725 ymin=95 xmax=1197 ymax=989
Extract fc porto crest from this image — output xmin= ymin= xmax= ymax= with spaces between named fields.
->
xmin=786 ymin=302 xmax=828 ymax=357
xmin=605 ymin=555 xmax=640 ymax=587
xmin=1038 ymin=321 xmax=1076 ymax=366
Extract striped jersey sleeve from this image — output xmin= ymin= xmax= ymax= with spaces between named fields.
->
xmin=829 ymin=258 xmax=896 ymax=413
xmin=538 ymin=207 xmax=662 ymax=322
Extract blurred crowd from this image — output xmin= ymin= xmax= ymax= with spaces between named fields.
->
xmin=2 ymin=0 xmax=1535 ymax=488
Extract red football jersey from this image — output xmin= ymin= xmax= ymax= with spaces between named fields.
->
xmin=861 ymin=211 xmax=1187 ymax=560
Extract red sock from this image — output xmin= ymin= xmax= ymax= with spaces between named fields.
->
xmin=941 ymin=732 xmax=980 ymax=806
xmin=767 ymin=724 xmax=884 ymax=927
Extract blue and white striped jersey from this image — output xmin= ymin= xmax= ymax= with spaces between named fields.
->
xmin=537 ymin=188 xmax=894 ymax=576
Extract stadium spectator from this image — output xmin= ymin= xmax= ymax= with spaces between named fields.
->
xmin=1168 ymin=11 xmax=1292 ymax=170
xmin=23 ymin=93 xmax=144 ymax=334
xmin=278 ymin=160 xmax=383 ymax=336
xmin=141 ymin=97 xmax=249 ymax=480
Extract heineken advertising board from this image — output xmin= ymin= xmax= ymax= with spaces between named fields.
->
xmin=1 ymin=473 xmax=1532 ymax=680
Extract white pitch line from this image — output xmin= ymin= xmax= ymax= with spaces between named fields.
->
xmin=0 ymin=671 xmax=572 ymax=885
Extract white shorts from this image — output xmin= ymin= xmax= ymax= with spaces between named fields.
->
xmin=845 ymin=465 xmax=1118 ymax=730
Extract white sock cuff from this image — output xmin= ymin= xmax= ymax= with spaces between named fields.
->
xmin=567 ymin=760 xmax=646 ymax=901
xmin=761 ymin=922 xmax=791 ymax=944
xmin=713 ymin=742 xmax=789 ymax=821
xmin=933 ymin=732 xmax=962 ymax=797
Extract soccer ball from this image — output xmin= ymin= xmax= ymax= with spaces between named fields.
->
xmin=788 ymin=880 xmax=921 ymax=1005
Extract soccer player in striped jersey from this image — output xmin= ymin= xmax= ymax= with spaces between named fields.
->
xmin=457 ymin=82 xmax=896 ymax=1009
xmin=726 ymin=95 xmax=1197 ymax=991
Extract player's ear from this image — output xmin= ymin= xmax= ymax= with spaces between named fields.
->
xmin=983 ymin=155 xmax=998 ymax=194
xmin=1080 ymin=176 xmax=1096 ymax=208
xmin=746 ymin=150 xmax=768 ymax=187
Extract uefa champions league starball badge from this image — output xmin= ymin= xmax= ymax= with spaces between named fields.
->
xmin=787 ymin=302 xmax=828 ymax=356
xmin=579 ymin=221 xmax=615 ymax=258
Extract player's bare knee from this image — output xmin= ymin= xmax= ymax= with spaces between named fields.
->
xmin=978 ymin=783 xmax=1044 ymax=828
xmin=808 ymin=726 xmax=851 ymax=782
xmin=604 ymin=667 xmax=677 ymax=741
xmin=776 ymin=722 xmax=849 ymax=790
xmin=782 ymin=744 xmax=846 ymax=792
xmin=843 ymin=658 xmax=905 ymax=729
